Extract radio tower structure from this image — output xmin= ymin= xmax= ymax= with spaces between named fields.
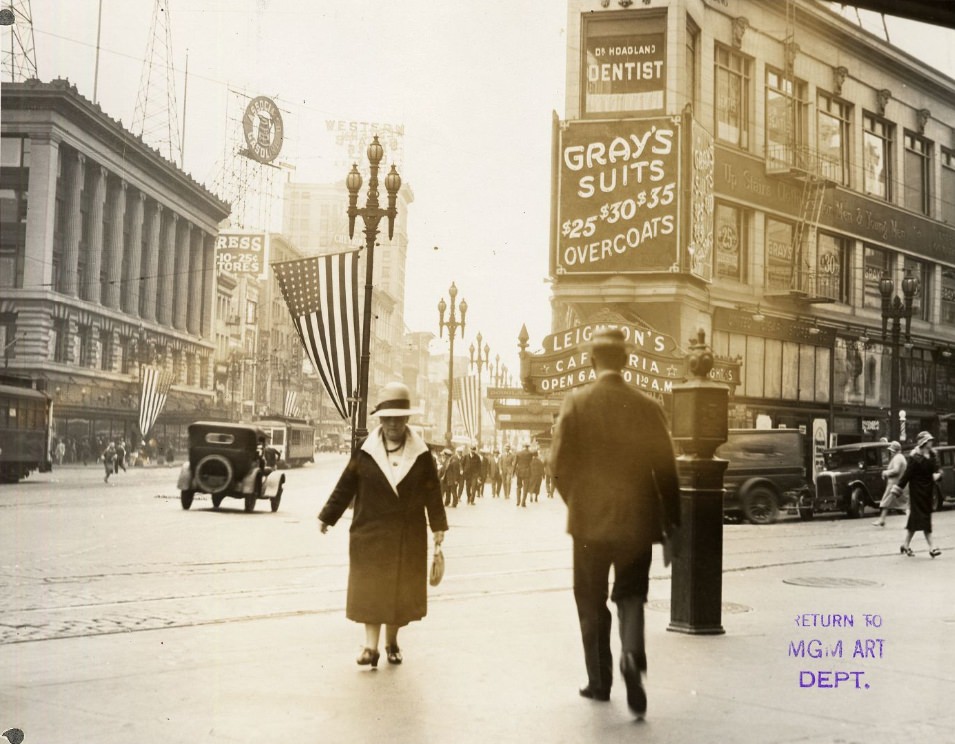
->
xmin=0 ymin=0 xmax=39 ymax=82
xmin=131 ymin=0 xmax=182 ymax=167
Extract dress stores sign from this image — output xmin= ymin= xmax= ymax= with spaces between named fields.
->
xmin=554 ymin=118 xmax=680 ymax=275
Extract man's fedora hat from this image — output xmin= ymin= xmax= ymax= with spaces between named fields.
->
xmin=585 ymin=326 xmax=633 ymax=352
xmin=370 ymin=381 xmax=422 ymax=417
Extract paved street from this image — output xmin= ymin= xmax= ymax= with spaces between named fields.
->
xmin=2 ymin=454 xmax=954 ymax=743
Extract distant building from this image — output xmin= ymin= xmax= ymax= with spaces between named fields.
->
xmin=1 ymin=78 xmax=229 ymax=453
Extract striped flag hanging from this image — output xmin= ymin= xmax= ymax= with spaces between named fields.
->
xmin=454 ymin=374 xmax=481 ymax=441
xmin=284 ymin=390 xmax=298 ymax=418
xmin=273 ymin=251 xmax=362 ymax=421
xmin=139 ymin=365 xmax=174 ymax=440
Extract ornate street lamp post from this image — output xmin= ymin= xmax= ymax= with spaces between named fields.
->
xmin=879 ymin=270 xmax=919 ymax=441
xmin=437 ymin=282 xmax=467 ymax=447
xmin=346 ymin=135 xmax=401 ymax=445
xmin=470 ymin=333 xmax=490 ymax=447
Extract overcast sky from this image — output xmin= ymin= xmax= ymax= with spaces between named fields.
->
xmin=16 ymin=1 xmax=955 ymax=376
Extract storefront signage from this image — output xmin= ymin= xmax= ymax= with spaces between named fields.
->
xmin=713 ymin=307 xmax=836 ymax=347
xmin=583 ymin=31 xmax=666 ymax=114
xmin=687 ymin=120 xmax=715 ymax=280
xmin=554 ymin=118 xmax=680 ymax=275
xmin=715 ymin=146 xmax=955 ymax=266
xmin=241 ymin=96 xmax=284 ymax=165
xmin=899 ymin=358 xmax=935 ymax=409
xmin=324 ymin=120 xmax=405 ymax=166
xmin=215 ymin=232 xmax=267 ymax=276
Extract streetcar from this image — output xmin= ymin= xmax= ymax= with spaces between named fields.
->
xmin=254 ymin=417 xmax=315 ymax=468
xmin=0 ymin=382 xmax=53 ymax=483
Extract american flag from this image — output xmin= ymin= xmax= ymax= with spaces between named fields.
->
xmin=453 ymin=374 xmax=481 ymax=441
xmin=139 ymin=365 xmax=174 ymax=440
xmin=273 ymin=251 xmax=362 ymax=421
xmin=284 ymin=390 xmax=299 ymax=418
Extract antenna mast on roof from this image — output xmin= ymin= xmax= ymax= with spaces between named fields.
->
xmin=0 ymin=0 xmax=38 ymax=82
xmin=131 ymin=0 xmax=182 ymax=167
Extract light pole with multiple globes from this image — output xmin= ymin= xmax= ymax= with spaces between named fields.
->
xmin=470 ymin=333 xmax=490 ymax=447
xmin=346 ymin=135 xmax=401 ymax=447
xmin=879 ymin=269 xmax=920 ymax=442
xmin=437 ymin=282 xmax=467 ymax=447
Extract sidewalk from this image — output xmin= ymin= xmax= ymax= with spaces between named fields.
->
xmin=4 ymin=513 xmax=953 ymax=744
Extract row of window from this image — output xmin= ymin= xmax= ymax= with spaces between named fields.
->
xmin=714 ymin=45 xmax=955 ymax=221
xmin=713 ymin=200 xmax=954 ymax=323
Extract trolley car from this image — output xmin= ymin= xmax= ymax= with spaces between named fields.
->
xmin=0 ymin=382 xmax=53 ymax=483
xmin=254 ymin=417 xmax=315 ymax=468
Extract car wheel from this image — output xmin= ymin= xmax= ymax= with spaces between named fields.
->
xmin=743 ymin=487 xmax=779 ymax=525
xmin=244 ymin=494 xmax=256 ymax=512
xmin=270 ymin=475 xmax=285 ymax=513
xmin=211 ymin=494 xmax=224 ymax=510
xmin=848 ymin=487 xmax=866 ymax=518
xmin=180 ymin=490 xmax=194 ymax=510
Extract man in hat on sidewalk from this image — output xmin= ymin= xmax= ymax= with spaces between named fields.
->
xmin=551 ymin=326 xmax=681 ymax=719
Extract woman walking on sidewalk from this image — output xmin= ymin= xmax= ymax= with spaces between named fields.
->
xmin=896 ymin=431 xmax=942 ymax=557
xmin=873 ymin=441 xmax=906 ymax=527
xmin=318 ymin=382 xmax=448 ymax=668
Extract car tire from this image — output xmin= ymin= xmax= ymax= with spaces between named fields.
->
xmin=848 ymin=486 xmax=866 ymax=518
xmin=211 ymin=494 xmax=224 ymax=510
xmin=180 ymin=490 xmax=194 ymax=510
xmin=743 ymin=487 xmax=779 ymax=525
xmin=195 ymin=454 xmax=234 ymax=495
xmin=244 ymin=494 xmax=256 ymax=512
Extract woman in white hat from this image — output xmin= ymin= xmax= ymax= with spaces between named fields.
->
xmin=895 ymin=431 xmax=942 ymax=557
xmin=873 ymin=441 xmax=906 ymax=527
xmin=318 ymin=382 xmax=448 ymax=667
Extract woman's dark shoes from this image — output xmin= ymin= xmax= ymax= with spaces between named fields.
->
xmin=930 ymin=548 xmax=942 ymax=558
xmin=385 ymin=644 xmax=403 ymax=664
xmin=620 ymin=652 xmax=647 ymax=718
xmin=578 ymin=685 xmax=610 ymax=701
xmin=356 ymin=647 xmax=380 ymax=668
xmin=900 ymin=545 xmax=915 ymax=557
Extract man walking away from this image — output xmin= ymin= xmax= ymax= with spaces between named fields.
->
xmin=514 ymin=444 xmax=532 ymax=507
xmin=551 ymin=327 xmax=681 ymax=719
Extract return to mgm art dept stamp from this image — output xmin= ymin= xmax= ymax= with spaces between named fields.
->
xmin=789 ymin=612 xmax=885 ymax=690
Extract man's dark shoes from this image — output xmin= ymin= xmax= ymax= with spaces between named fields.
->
xmin=620 ymin=653 xmax=647 ymax=717
xmin=579 ymin=685 xmax=610 ymax=702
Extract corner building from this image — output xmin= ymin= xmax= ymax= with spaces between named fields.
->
xmin=553 ymin=0 xmax=955 ymax=444
xmin=1 ymin=79 xmax=229 ymax=453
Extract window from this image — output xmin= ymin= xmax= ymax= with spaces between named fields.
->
xmin=765 ymin=218 xmax=795 ymax=291
xmin=765 ymin=68 xmax=808 ymax=170
xmin=903 ymin=132 xmax=932 ymax=215
xmin=0 ymin=315 xmax=16 ymax=362
xmin=78 ymin=325 xmax=92 ymax=367
xmin=715 ymin=202 xmax=746 ymax=281
xmin=862 ymin=246 xmax=890 ymax=310
xmin=715 ymin=46 xmax=751 ymax=148
xmin=816 ymin=233 xmax=849 ymax=303
xmin=52 ymin=319 xmax=70 ymax=363
xmin=863 ymin=114 xmax=893 ymax=200
xmin=942 ymin=148 xmax=955 ymax=224
xmin=0 ymin=136 xmax=30 ymax=167
xmin=686 ymin=19 xmax=699 ymax=112
xmin=902 ymin=257 xmax=931 ymax=322
xmin=942 ymin=267 xmax=955 ymax=325
xmin=245 ymin=300 xmax=257 ymax=324
xmin=817 ymin=93 xmax=851 ymax=185
xmin=100 ymin=329 xmax=113 ymax=371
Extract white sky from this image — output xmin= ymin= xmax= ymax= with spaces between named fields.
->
xmin=13 ymin=1 xmax=955 ymax=377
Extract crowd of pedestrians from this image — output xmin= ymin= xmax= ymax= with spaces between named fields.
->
xmin=435 ymin=441 xmax=553 ymax=508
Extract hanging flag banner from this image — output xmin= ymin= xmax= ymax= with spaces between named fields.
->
xmin=554 ymin=117 xmax=680 ymax=276
xmin=139 ymin=365 xmax=174 ymax=440
xmin=453 ymin=374 xmax=481 ymax=442
xmin=273 ymin=251 xmax=362 ymax=422
xmin=284 ymin=390 xmax=299 ymax=418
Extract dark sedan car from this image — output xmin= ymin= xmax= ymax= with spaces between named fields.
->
xmin=803 ymin=442 xmax=893 ymax=519
xmin=176 ymin=421 xmax=285 ymax=512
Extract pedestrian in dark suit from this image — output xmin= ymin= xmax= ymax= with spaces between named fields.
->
xmin=514 ymin=444 xmax=533 ymax=507
xmin=462 ymin=445 xmax=482 ymax=505
xmin=551 ymin=327 xmax=680 ymax=719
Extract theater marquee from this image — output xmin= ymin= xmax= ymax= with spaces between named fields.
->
xmin=554 ymin=117 xmax=681 ymax=276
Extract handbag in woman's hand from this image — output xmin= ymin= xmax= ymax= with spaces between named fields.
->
xmin=429 ymin=544 xmax=445 ymax=586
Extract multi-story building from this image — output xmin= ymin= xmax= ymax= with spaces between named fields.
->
xmin=549 ymin=0 xmax=955 ymax=445
xmin=1 ymin=78 xmax=229 ymax=455
xmin=281 ymin=179 xmax=413 ymax=413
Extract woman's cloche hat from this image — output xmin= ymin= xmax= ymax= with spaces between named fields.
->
xmin=370 ymin=381 xmax=422 ymax=417
xmin=915 ymin=430 xmax=934 ymax=448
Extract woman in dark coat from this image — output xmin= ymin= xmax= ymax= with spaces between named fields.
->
xmin=318 ymin=382 xmax=448 ymax=668
xmin=896 ymin=430 xmax=942 ymax=557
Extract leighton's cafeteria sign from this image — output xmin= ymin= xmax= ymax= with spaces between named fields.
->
xmin=554 ymin=118 xmax=680 ymax=275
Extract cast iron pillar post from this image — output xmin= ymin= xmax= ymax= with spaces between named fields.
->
xmin=668 ymin=329 xmax=729 ymax=635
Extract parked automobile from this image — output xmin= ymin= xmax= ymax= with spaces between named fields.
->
xmin=806 ymin=442 xmax=894 ymax=519
xmin=177 ymin=421 xmax=285 ymax=512
xmin=714 ymin=428 xmax=813 ymax=524
xmin=932 ymin=444 xmax=955 ymax=510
